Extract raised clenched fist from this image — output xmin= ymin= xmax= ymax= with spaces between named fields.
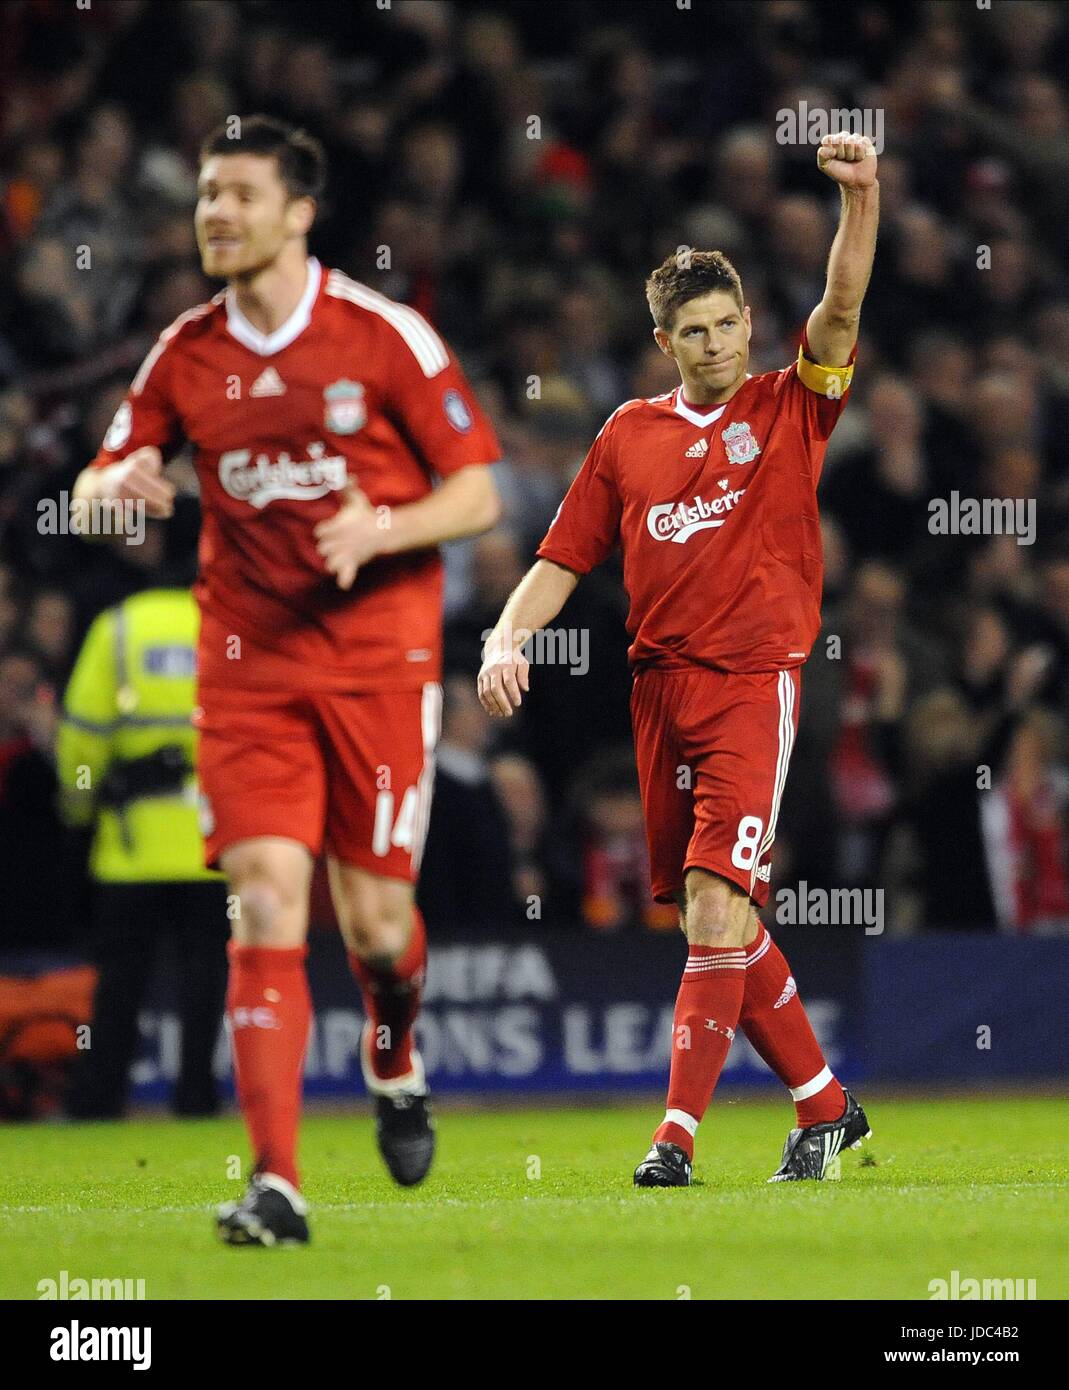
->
xmin=817 ymin=132 xmax=878 ymax=189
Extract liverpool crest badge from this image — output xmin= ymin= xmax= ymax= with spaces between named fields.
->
xmin=721 ymin=420 xmax=761 ymax=465
xmin=323 ymin=379 xmax=366 ymax=435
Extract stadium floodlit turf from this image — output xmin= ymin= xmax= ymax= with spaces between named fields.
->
xmin=1 ymin=1098 xmax=1064 ymax=1300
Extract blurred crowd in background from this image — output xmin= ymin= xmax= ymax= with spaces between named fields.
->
xmin=1 ymin=0 xmax=1068 ymax=943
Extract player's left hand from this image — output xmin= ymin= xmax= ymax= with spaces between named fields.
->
xmin=817 ymin=132 xmax=877 ymax=188
xmin=313 ymin=483 xmax=382 ymax=590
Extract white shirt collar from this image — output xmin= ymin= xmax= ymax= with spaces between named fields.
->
xmin=225 ymin=257 xmax=321 ymax=356
xmin=673 ymin=387 xmax=729 ymax=428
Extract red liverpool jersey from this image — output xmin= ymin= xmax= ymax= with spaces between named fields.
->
xmin=536 ymin=331 xmax=856 ymax=673
xmin=90 ymin=259 xmax=500 ymax=691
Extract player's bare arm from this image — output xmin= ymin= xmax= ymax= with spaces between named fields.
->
xmin=72 ymin=446 xmax=175 ymax=518
xmin=806 ymin=132 xmax=879 ymax=368
xmin=314 ymin=464 xmax=500 ymax=590
xmin=477 ymin=558 xmax=579 ymax=717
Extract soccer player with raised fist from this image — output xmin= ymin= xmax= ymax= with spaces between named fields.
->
xmin=478 ymin=132 xmax=879 ymax=1187
xmin=74 ymin=116 xmax=501 ymax=1245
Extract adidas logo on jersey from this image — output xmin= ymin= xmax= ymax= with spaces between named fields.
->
xmin=685 ymin=437 xmax=708 ymax=458
xmin=250 ymin=367 xmax=286 ymax=397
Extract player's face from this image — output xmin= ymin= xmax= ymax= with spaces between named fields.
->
xmin=195 ymin=153 xmax=312 ymax=280
xmin=655 ymin=292 xmax=752 ymax=402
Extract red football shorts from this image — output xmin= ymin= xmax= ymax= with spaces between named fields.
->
xmin=630 ymin=665 xmax=800 ymax=907
xmin=194 ymin=682 xmax=442 ymax=878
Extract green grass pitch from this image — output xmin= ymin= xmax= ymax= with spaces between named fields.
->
xmin=2 ymin=1096 xmax=1065 ymax=1300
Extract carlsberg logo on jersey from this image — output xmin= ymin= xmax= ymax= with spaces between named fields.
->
xmin=647 ymin=488 xmax=746 ymax=543
xmin=219 ymin=442 xmax=348 ymax=509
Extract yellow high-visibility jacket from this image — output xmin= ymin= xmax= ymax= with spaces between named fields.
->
xmin=56 ymin=588 xmax=220 ymax=883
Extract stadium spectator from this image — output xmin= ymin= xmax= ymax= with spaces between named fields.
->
xmin=0 ymin=645 xmax=80 ymax=948
xmin=822 ymin=374 xmax=935 ymax=566
xmin=568 ymin=746 xmax=676 ymax=933
xmin=895 ymin=646 xmax=1069 ymax=935
xmin=418 ymin=674 xmax=517 ymax=931
xmin=21 ymin=587 xmax=75 ymax=686
xmin=994 ymin=707 xmax=1069 ymax=933
xmin=825 ymin=561 xmax=944 ymax=885
xmin=57 ymin=588 xmax=229 ymax=1118
xmin=488 ymin=750 xmax=580 ymax=927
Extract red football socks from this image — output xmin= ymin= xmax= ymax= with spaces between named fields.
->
xmin=226 ymin=942 xmax=311 ymax=1190
xmin=348 ymin=907 xmax=427 ymax=1083
xmin=740 ymin=925 xmax=846 ymax=1126
xmin=653 ymin=944 xmax=747 ymax=1158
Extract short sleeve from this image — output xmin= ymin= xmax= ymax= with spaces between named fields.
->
xmin=380 ymin=313 xmax=500 ymax=477
xmin=536 ymin=414 xmax=622 ymax=574
xmin=777 ymin=325 xmax=858 ymax=443
xmin=89 ymin=331 xmax=183 ymax=468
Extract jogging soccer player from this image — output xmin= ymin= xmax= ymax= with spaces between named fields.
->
xmin=73 ymin=116 xmax=501 ymax=1242
xmin=478 ymin=132 xmax=878 ymax=1186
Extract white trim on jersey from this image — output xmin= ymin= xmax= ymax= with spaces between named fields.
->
xmin=411 ymin=681 xmax=443 ymax=875
xmin=130 ymin=301 xmax=216 ymax=396
xmin=673 ymin=388 xmax=730 ymax=428
xmin=224 ymin=257 xmax=322 ymax=356
xmin=592 ymin=398 xmax=644 ymax=441
xmin=324 ymin=270 xmax=449 ymax=378
xmin=750 ymin=669 xmax=796 ymax=895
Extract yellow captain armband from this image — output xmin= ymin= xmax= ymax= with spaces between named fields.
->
xmin=796 ymin=348 xmax=854 ymax=400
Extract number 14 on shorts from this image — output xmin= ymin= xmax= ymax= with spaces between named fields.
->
xmin=373 ymin=787 xmax=421 ymax=857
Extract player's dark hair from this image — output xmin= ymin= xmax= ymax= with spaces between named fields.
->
xmin=199 ymin=115 xmax=327 ymax=204
xmin=645 ymin=249 xmax=744 ymax=331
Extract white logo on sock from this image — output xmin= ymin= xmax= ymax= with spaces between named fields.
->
xmin=230 ymin=1007 xmax=281 ymax=1030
